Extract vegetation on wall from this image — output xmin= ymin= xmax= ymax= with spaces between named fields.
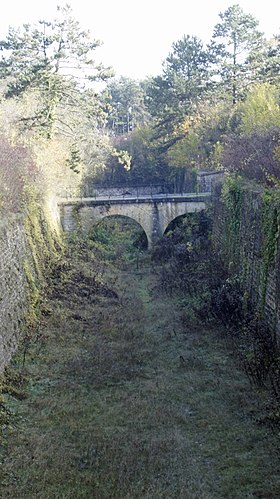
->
xmin=209 ymin=177 xmax=280 ymax=424
xmin=260 ymin=190 xmax=280 ymax=305
xmin=22 ymin=185 xmax=64 ymax=362
xmin=219 ymin=177 xmax=280 ymax=313
xmin=221 ymin=175 xmax=244 ymax=266
xmin=0 ymin=135 xmax=38 ymax=214
xmin=0 ymin=129 xmax=64 ymax=375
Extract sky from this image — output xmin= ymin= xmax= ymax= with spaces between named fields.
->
xmin=1 ymin=0 xmax=280 ymax=80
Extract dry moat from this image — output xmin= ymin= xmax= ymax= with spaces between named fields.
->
xmin=1 ymin=221 xmax=280 ymax=498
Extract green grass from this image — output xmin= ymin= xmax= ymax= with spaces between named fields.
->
xmin=1 ymin=245 xmax=280 ymax=498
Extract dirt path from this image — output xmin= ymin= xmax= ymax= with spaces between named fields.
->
xmin=1 ymin=260 xmax=280 ymax=498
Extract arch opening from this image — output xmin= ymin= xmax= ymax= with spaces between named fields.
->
xmin=152 ymin=211 xmax=210 ymax=262
xmin=163 ymin=212 xmax=205 ymax=237
xmin=87 ymin=215 xmax=149 ymax=263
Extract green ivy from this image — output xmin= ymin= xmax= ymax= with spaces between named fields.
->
xmin=260 ymin=189 xmax=280 ymax=306
xmin=221 ymin=175 xmax=244 ymax=266
xmin=221 ymin=177 xmax=280 ymax=318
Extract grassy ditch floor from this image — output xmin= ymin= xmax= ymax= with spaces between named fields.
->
xmin=1 ymin=251 xmax=280 ymax=498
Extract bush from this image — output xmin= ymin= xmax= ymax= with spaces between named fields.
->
xmin=222 ymin=129 xmax=280 ymax=185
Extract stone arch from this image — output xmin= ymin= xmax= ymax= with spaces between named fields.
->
xmin=59 ymin=198 xmax=208 ymax=250
xmin=76 ymin=203 xmax=156 ymax=249
xmin=75 ymin=204 xmax=151 ymax=248
xmin=159 ymin=202 xmax=206 ymax=236
xmin=163 ymin=211 xmax=202 ymax=236
xmin=90 ymin=214 xmax=149 ymax=249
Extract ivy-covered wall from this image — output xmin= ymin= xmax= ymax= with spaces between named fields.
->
xmin=0 ymin=190 xmax=62 ymax=372
xmin=212 ymin=177 xmax=280 ymax=333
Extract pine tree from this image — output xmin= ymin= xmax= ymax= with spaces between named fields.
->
xmin=210 ymin=4 xmax=264 ymax=104
xmin=0 ymin=4 xmax=112 ymax=137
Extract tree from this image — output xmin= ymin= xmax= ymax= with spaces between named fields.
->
xmin=239 ymin=83 xmax=280 ymax=135
xmin=210 ymin=4 xmax=264 ymax=104
xmin=147 ymin=35 xmax=211 ymax=144
xmin=104 ymin=77 xmax=150 ymax=134
xmin=166 ymin=96 xmax=235 ymax=171
xmin=219 ymin=83 xmax=280 ymax=184
xmin=222 ymin=130 xmax=280 ymax=184
xmin=262 ymin=34 xmax=280 ymax=85
xmin=122 ymin=125 xmax=170 ymax=184
xmin=0 ymin=4 xmax=112 ymax=137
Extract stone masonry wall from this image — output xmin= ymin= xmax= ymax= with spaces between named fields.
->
xmin=0 ymin=218 xmax=28 ymax=369
xmin=212 ymin=183 xmax=280 ymax=334
xmin=197 ymin=171 xmax=225 ymax=193
xmin=0 ymin=197 xmax=62 ymax=372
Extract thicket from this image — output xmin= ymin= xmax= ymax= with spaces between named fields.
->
xmin=152 ymin=212 xmax=224 ymax=327
xmin=78 ymin=216 xmax=148 ymax=270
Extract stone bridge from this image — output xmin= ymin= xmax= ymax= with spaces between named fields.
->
xmin=59 ymin=192 xmax=211 ymax=248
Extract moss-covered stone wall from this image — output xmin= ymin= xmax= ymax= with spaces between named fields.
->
xmin=212 ymin=177 xmax=280 ymax=334
xmin=0 ymin=190 xmax=62 ymax=372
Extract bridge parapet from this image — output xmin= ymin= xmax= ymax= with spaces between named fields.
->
xmin=58 ymin=192 xmax=211 ymax=205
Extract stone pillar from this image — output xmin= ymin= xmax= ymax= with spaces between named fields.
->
xmin=151 ymin=202 xmax=162 ymax=248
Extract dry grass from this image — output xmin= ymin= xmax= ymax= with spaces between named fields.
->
xmin=1 ymin=250 xmax=280 ymax=498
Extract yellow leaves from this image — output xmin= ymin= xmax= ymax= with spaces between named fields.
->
xmin=112 ymin=148 xmax=132 ymax=171
xmin=166 ymin=115 xmax=202 ymax=167
xmin=167 ymin=128 xmax=200 ymax=168
xmin=172 ymin=115 xmax=201 ymax=138
xmin=240 ymin=83 xmax=280 ymax=135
